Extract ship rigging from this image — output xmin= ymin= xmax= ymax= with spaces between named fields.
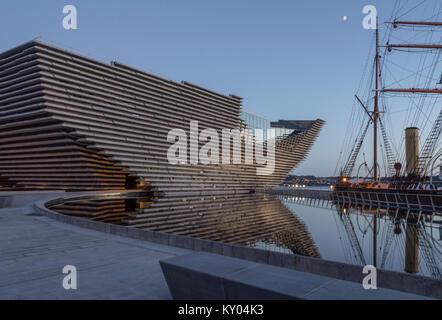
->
xmin=335 ymin=0 xmax=442 ymax=271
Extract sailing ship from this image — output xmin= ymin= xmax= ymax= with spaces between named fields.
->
xmin=335 ymin=9 xmax=442 ymax=209
xmin=333 ymin=2 xmax=442 ymax=272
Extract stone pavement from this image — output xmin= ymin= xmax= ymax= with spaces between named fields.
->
xmin=0 ymin=208 xmax=190 ymax=299
xmin=0 ymin=204 xmax=437 ymax=300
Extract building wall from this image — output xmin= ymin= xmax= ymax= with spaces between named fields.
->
xmin=0 ymin=40 xmax=324 ymax=248
xmin=0 ymin=41 xmax=324 ymax=194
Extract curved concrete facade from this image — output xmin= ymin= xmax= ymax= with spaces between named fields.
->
xmin=0 ymin=41 xmax=324 ymax=193
xmin=0 ymin=41 xmax=324 ymax=248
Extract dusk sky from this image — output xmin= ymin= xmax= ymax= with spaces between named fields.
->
xmin=1 ymin=0 xmax=437 ymax=176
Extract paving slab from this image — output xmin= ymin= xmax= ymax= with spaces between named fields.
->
xmin=0 ymin=208 xmax=190 ymax=300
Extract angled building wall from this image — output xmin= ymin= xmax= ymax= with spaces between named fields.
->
xmin=0 ymin=41 xmax=324 ymax=256
xmin=0 ymin=41 xmax=324 ymax=194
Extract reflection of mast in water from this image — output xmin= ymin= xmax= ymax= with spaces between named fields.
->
xmin=339 ymin=210 xmax=366 ymax=265
xmin=343 ymin=207 xmax=441 ymax=278
xmin=284 ymin=194 xmax=441 ymax=278
xmin=337 ymin=206 xmax=441 ymax=278
xmin=418 ymin=220 xmax=441 ymax=278
xmin=381 ymin=215 xmax=441 ymax=278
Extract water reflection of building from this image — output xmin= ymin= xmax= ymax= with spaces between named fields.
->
xmin=52 ymin=193 xmax=320 ymax=258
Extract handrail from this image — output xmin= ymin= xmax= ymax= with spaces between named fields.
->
xmin=267 ymin=188 xmax=442 ymax=216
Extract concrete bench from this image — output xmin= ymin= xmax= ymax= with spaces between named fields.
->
xmin=160 ymin=252 xmax=431 ymax=300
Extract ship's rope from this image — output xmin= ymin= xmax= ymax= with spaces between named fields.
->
xmin=378 ymin=0 xmax=442 ymax=174
xmin=336 ymin=0 xmax=442 ymax=178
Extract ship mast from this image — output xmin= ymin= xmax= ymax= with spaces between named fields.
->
xmin=374 ymin=16 xmax=380 ymax=182
xmin=372 ymin=16 xmax=380 ymax=268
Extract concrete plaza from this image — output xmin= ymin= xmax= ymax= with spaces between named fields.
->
xmin=0 ymin=195 xmax=437 ymax=300
xmin=0 ymin=207 xmax=190 ymax=299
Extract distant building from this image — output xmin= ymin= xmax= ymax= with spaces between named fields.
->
xmin=240 ymin=114 xmax=319 ymax=142
xmin=270 ymin=120 xmax=317 ymax=139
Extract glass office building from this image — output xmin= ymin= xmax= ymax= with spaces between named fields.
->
xmin=273 ymin=127 xmax=295 ymax=139
xmin=240 ymin=110 xmax=296 ymax=141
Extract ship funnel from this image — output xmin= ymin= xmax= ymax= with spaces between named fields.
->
xmin=405 ymin=127 xmax=420 ymax=175
xmin=394 ymin=162 xmax=402 ymax=176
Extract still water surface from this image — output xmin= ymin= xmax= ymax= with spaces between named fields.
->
xmin=52 ymin=186 xmax=441 ymax=279
xmin=258 ymin=186 xmax=442 ymax=279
